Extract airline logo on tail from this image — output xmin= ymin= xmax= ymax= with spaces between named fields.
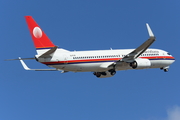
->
xmin=25 ymin=16 xmax=56 ymax=49
xmin=33 ymin=27 xmax=42 ymax=38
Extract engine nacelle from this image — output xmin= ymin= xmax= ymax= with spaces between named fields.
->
xmin=130 ymin=58 xmax=151 ymax=69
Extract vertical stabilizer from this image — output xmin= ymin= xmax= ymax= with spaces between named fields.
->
xmin=25 ymin=16 xmax=56 ymax=50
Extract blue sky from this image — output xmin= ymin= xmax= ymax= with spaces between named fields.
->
xmin=1 ymin=0 xmax=180 ymax=120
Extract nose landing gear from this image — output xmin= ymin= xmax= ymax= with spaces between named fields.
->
xmin=160 ymin=67 xmax=169 ymax=72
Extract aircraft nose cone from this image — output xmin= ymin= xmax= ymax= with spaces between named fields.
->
xmin=171 ymin=56 xmax=175 ymax=63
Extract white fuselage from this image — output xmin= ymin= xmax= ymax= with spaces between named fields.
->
xmin=16 ymin=16 xmax=175 ymax=78
xmin=36 ymin=48 xmax=175 ymax=72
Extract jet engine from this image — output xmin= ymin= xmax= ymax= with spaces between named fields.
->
xmin=130 ymin=58 xmax=151 ymax=69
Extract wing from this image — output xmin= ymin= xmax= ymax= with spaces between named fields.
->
xmin=99 ymin=24 xmax=156 ymax=70
xmin=121 ymin=23 xmax=155 ymax=62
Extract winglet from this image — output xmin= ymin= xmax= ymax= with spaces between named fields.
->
xmin=146 ymin=23 xmax=154 ymax=37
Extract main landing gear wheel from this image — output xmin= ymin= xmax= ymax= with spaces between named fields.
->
xmin=164 ymin=68 xmax=168 ymax=72
xmin=93 ymin=72 xmax=101 ymax=77
xmin=111 ymin=71 xmax=116 ymax=75
xmin=108 ymin=69 xmax=116 ymax=75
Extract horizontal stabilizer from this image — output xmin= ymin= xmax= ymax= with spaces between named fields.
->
xmin=5 ymin=57 xmax=35 ymax=61
xmin=19 ymin=57 xmax=60 ymax=71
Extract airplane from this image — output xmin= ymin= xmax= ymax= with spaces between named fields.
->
xmin=8 ymin=16 xmax=175 ymax=78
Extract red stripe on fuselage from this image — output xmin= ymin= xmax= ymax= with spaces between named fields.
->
xmin=41 ymin=56 xmax=175 ymax=65
xmin=42 ymin=58 xmax=120 ymax=65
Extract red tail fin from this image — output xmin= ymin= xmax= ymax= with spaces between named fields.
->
xmin=25 ymin=16 xmax=56 ymax=49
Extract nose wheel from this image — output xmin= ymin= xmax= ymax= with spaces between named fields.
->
xmin=164 ymin=68 xmax=168 ymax=72
xmin=160 ymin=67 xmax=169 ymax=72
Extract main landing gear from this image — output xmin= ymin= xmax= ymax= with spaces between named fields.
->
xmin=160 ymin=67 xmax=169 ymax=72
xmin=93 ymin=69 xmax=116 ymax=78
xmin=108 ymin=69 xmax=116 ymax=75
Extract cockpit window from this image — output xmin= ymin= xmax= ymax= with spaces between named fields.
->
xmin=167 ymin=53 xmax=171 ymax=55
